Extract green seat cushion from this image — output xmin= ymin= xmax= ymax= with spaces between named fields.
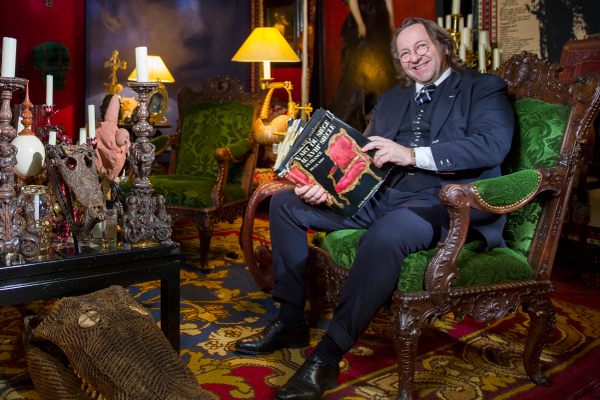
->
xmin=314 ymin=229 xmax=533 ymax=292
xmin=149 ymin=175 xmax=246 ymax=208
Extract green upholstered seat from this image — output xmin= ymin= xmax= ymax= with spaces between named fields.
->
xmin=149 ymin=101 xmax=255 ymax=208
xmin=313 ymin=98 xmax=570 ymax=292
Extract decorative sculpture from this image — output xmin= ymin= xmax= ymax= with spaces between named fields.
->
xmin=103 ymin=50 xmax=127 ymax=95
xmin=47 ymin=144 xmax=107 ymax=248
xmin=95 ymin=94 xmax=131 ymax=181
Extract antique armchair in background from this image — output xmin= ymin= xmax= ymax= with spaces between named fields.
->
xmin=241 ymin=53 xmax=600 ymax=399
xmin=559 ymin=37 xmax=600 ymax=252
xmin=150 ymin=76 xmax=261 ymax=270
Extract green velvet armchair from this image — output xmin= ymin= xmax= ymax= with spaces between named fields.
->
xmin=150 ymin=76 xmax=260 ymax=270
xmin=241 ymin=53 xmax=600 ymax=399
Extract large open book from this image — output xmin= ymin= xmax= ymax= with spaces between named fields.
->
xmin=273 ymin=108 xmax=392 ymax=217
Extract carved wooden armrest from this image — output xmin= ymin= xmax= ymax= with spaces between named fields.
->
xmin=211 ymin=138 xmax=254 ymax=206
xmin=155 ymin=133 xmax=179 ymax=157
xmin=424 ymin=167 xmax=566 ymax=298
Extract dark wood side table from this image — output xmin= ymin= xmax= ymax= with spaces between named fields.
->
xmin=0 ymin=243 xmax=182 ymax=352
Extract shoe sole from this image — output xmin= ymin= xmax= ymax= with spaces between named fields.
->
xmin=274 ymin=378 xmax=338 ymax=400
xmin=234 ymin=341 xmax=310 ymax=355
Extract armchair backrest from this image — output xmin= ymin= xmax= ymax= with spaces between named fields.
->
xmin=493 ymin=52 xmax=600 ymax=279
xmin=173 ymin=76 xmax=260 ymax=191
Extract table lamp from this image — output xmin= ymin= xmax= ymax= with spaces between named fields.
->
xmin=232 ymin=27 xmax=304 ymax=145
xmin=128 ymin=55 xmax=175 ymax=125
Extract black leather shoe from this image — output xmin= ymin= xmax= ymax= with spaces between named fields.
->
xmin=275 ymin=355 xmax=340 ymax=400
xmin=235 ymin=320 xmax=309 ymax=355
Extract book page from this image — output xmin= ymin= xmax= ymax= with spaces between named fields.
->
xmin=273 ymin=119 xmax=304 ymax=172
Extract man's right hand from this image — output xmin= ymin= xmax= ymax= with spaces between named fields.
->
xmin=294 ymin=184 xmax=329 ymax=205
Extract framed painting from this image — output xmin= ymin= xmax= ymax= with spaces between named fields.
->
xmin=85 ymin=0 xmax=250 ymax=131
xmin=264 ymin=0 xmax=303 ymax=56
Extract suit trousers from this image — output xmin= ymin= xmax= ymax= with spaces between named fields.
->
xmin=269 ymin=184 xmax=449 ymax=352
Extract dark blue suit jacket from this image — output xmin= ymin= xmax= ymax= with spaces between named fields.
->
xmin=364 ymin=68 xmax=515 ymax=249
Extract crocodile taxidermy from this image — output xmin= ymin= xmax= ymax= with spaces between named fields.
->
xmin=23 ymin=286 xmax=215 ymax=400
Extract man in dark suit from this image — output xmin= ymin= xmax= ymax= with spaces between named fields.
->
xmin=235 ymin=17 xmax=515 ymax=399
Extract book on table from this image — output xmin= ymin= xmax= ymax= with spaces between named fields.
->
xmin=273 ymin=108 xmax=392 ymax=217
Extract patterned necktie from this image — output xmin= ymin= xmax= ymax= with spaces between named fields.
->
xmin=414 ymin=84 xmax=436 ymax=106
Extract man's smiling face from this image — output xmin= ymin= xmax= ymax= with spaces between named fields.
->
xmin=395 ymin=23 xmax=448 ymax=85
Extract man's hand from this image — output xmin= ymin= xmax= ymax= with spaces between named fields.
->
xmin=362 ymin=136 xmax=415 ymax=168
xmin=294 ymin=184 xmax=329 ymax=205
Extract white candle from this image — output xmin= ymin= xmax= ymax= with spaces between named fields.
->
xmin=492 ymin=48 xmax=502 ymax=70
xmin=466 ymin=14 xmax=473 ymax=29
xmin=445 ymin=15 xmax=451 ymax=30
xmin=1 ymin=37 xmax=16 ymax=78
xmin=79 ymin=128 xmax=87 ymax=145
xmin=478 ymin=43 xmax=487 ymax=72
xmin=33 ymin=194 xmax=40 ymax=221
xmin=135 ymin=46 xmax=148 ymax=82
xmin=479 ymin=30 xmax=490 ymax=51
xmin=437 ymin=17 xmax=444 ymax=28
xmin=48 ymin=130 xmax=57 ymax=145
xmin=459 ymin=43 xmax=467 ymax=62
xmin=452 ymin=0 xmax=460 ymax=15
xmin=459 ymin=17 xmax=464 ymax=30
xmin=461 ymin=27 xmax=472 ymax=50
xmin=88 ymin=104 xmax=96 ymax=138
xmin=262 ymin=61 xmax=271 ymax=81
xmin=46 ymin=75 xmax=53 ymax=105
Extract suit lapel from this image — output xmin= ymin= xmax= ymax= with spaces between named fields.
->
xmin=384 ymin=86 xmax=412 ymax=140
xmin=431 ymin=71 xmax=462 ymax=140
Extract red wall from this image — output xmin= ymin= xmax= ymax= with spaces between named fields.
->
xmin=0 ymin=0 xmax=85 ymax=139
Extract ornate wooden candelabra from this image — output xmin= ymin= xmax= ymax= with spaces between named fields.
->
xmin=0 ymin=76 xmax=41 ymax=259
xmin=121 ymin=81 xmax=172 ymax=246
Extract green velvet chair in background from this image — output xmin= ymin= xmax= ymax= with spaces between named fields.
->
xmin=241 ymin=53 xmax=600 ymax=399
xmin=150 ymin=76 xmax=260 ymax=270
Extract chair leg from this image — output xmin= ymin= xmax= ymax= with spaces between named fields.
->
xmin=522 ymin=292 xmax=556 ymax=386
xmin=197 ymin=229 xmax=212 ymax=272
xmin=391 ymin=302 xmax=424 ymax=400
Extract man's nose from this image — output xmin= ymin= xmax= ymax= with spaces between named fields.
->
xmin=409 ymin=50 xmax=421 ymax=62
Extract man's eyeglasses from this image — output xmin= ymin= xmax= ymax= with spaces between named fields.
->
xmin=398 ymin=43 xmax=431 ymax=63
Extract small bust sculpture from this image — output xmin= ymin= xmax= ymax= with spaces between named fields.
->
xmin=95 ymin=95 xmax=131 ymax=181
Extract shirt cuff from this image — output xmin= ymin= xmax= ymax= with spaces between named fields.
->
xmin=414 ymin=147 xmax=438 ymax=171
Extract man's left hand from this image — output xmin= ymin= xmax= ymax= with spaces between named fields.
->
xmin=362 ymin=136 xmax=415 ymax=168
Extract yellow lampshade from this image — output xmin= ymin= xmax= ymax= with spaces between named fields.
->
xmin=128 ymin=55 xmax=175 ymax=82
xmin=232 ymin=27 xmax=300 ymax=81
xmin=232 ymin=27 xmax=300 ymax=63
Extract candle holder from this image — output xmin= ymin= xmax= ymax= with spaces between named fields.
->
xmin=19 ymin=185 xmax=54 ymax=255
xmin=449 ymin=14 xmax=462 ymax=55
xmin=0 ymin=76 xmax=43 ymax=260
xmin=445 ymin=14 xmax=496 ymax=72
xmin=40 ymin=104 xmax=70 ymax=145
xmin=121 ymin=81 xmax=172 ymax=246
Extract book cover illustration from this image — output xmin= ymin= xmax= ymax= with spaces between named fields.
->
xmin=274 ymin=108 xmax=392 ymax=217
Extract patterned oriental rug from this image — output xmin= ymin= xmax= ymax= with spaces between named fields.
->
xmin=0 ymin=218 xmax=599 ymax=400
